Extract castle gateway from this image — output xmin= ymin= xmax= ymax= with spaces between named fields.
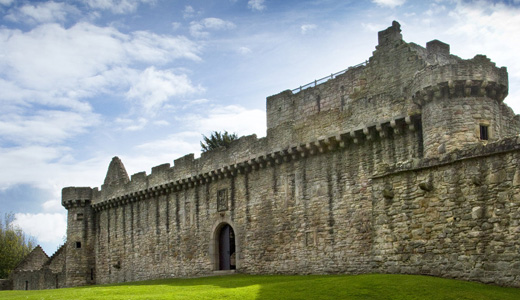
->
xmin=10 ymin=22 xmax=520 ymax=289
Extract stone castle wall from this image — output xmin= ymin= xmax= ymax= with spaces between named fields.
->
xmin=80 ymin=22 xmax=520 ymax=288
xmin=92 ymin=126 xmax=422 ymax=284
xmin=12 ymin=22 xmax=520 ymax=290
xmin=372 ymin=137 xmax=520 ymax=285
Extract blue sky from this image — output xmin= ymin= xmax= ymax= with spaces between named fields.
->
xmin=1 ymin=0 xmax=519 ymax=255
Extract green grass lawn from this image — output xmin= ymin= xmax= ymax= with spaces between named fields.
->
xmin=1 ymin=274 xmax=519 ymax=300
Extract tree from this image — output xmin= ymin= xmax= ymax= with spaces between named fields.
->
xmin=0 ymin=212 xmax=36 ymax=278
xmin=200 ymin=131 xmax=238 ymax=153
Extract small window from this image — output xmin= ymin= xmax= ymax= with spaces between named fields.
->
xmin=76 ymin=213 xmax=84 ymax=221
xmin=76 ymin=241 xmax=82 ymax=249
xmin=480 ymin=125 xmax=489 ymax=140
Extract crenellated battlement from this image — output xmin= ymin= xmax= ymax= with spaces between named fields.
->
xmin=90 ymin=113 xmax=421 ymax=211
xmin=413 ymin=79 xmax=508 ymax=104
xmin=411 ymin=56 xmax=508 ymax=103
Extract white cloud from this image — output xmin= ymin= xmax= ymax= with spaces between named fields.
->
xmin=372 ymin=0 xmax=406 ymax=8
xmin=0 ymin=23 xmax=122 ymax=98
xmin=238 ymin=46 xmax=252 ymax=54
xmin=183 ymin=105 xmax=266 ymax=137
xmin=13 ymin=212 xmax=66 ymax=243
xmin=0 ymin=22 xmax=201 ymax=110
xmin=4 ymin=1 xmax=78 ymax=24
xmin=84 ymin=0 xmax=155 ymax=14
xmin=425 ymin=3 xmax=446 ymax=16
xmin=181 ymin=98 xmax=210 ymax=109
xmin=0 ymin=143 xmax=113 ymax=193
xmin=183 ymin=5 xmax=196 ymax=19
xmin=190 ymin=18 xmax=236 ymax=38
xmin=0 ymin=110 xmax=99 ymax=145
xmin=362 ymin=22 xmax=391 ymax=32
xmin=126 ymin=67 xmax=202 ymax=115
xmin=301 ymin=24 xmax=317 ymax=34
xmin=171 ymin=22 xmax=181 ymax=31
xmin=153 ymin=120 xmax=169 ymax=126
xmin=137 ymin=131 xmax=200 ymax=154
xmin=42 ymin=199 xmax=64 ymax=213
xmin=0 ymin=0 xmax=13 ymax=6
xmin=116 ymin=117 xmax=149 ymax=131
xmin=204 ymin=17 xmax=236 ymax=30
xmin=248 ymin=0 xmax=266 ymax=11
xmin=125 ymin=30 xmax=201 ymax=62
xmin=0 ymin=146 xmax=65 ymax=186
xmin=444 ymin=1 xmax=520 ymax=113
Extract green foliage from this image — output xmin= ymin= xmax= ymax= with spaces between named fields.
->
xmin=0 ymin=213 xmax=35 ymax=279
xmin=2 ymin=274 xmax=520 ymax=299
xmin=200 ymin=131 xmax=238 ymax=153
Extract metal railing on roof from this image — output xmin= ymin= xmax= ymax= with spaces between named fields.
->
xmin=291 ymin=60 xmax=368 ymax=94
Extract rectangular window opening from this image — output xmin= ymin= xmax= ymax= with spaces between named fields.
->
xmin=76 ymin=213 xmax=84 ymax=221
xmin=480 ymin=125 xmax=489 ymax=140
xmin=75 ymin=241 xmax=82 ymax=249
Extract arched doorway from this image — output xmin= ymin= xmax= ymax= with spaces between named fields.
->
xmin=218 ymin=224 xmax=236 ymax=270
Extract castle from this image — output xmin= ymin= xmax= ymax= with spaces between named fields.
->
xmin=6 ymin=21 xmax=520 ymax=290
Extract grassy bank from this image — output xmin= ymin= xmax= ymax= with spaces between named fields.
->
xmin=1 ymin=274 xmax=519 ymax=300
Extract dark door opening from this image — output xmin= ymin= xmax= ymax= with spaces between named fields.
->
xmin=218 ymin=224 xmax=236 ymax=270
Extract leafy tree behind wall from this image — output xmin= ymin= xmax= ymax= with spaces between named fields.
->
xmin=200 ymin=131 xmax=238 ymax=152
xmin=0 ymin=213 xmax=35 ymax=278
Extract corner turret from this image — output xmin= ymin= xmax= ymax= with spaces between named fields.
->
xmin=62 ymin=187 xmax=95 ymax=287
xmin=412 ymin=50 xmax=515 ymax=157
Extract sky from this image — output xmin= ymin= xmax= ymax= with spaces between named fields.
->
xmin=1 ymin=0 xmax=519 ymax=255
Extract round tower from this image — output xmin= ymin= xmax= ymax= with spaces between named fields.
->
xmin=62 ymin=186 xmax=96 ymax=287
xmin=412 ymin=41 xmax=512 ymax=157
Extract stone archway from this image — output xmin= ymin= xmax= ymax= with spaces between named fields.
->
xmin=210 ymin=219 xmax=239 ymax=271
xmin=217 ymin=224 xmax=236 ymax=270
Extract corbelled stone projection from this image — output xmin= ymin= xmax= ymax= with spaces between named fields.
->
xmin=9 ymin=21 xmax=520 ymax=290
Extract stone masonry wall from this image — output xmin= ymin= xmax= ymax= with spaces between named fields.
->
xmin=0 ymin=279 xmax=12 ymax=290
xmin=12 ymin=271 xmax=41 ymax=290
xmin=93 ymin=126 xmax=422 ymax=284
xmin=371 ymin=137 xmax=520 ymax=286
